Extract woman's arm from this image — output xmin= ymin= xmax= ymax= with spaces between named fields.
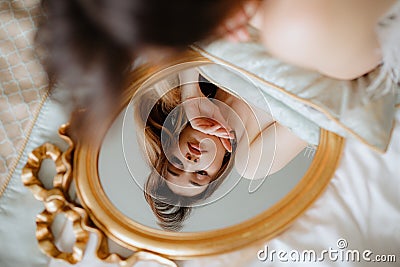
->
xmin=236 ymin=123 xmax=307 ymax=180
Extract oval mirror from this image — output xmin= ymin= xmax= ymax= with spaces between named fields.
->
xmin=74 ymin=50 xmax=344 ymax=260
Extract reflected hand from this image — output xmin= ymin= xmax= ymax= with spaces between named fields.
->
xmin=182 ymin=97 xmax=234 ymax=152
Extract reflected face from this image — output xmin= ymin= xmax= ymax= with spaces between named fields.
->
xmin=165 ymin=125 xmax=226 ymax=197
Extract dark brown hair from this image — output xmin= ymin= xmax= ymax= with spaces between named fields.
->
xmin=36 ymin=0 xmax=245 ymax=139
xmin=144 ymin=151 xmax=233 ymax=231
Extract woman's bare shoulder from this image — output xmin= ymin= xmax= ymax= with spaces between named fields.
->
xmin=252 ymin=0 xmax=396 ymax=80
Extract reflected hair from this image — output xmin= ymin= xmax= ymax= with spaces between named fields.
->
xmin=135 ymin=85 xmax=235 ymax=231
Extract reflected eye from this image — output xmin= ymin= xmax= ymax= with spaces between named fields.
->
xmin=196 ymin=170 xmax=208 ymax=176
xmin=190 ymin=181 xmax=202 ymax=187
xmin=167 ymin=168 xmax=179 ymax=177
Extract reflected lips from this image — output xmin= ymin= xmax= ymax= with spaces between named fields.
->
xmin=188 ymin=142 xmax=202 ymax=155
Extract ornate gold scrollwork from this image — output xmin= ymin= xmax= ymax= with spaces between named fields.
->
xmin=22 ymin=124 xmax=177 ymax=267
xmin=22 ymin=142 xmax=65 ymax=202
xmin=35 ymin=204 xmax=89 ymax=264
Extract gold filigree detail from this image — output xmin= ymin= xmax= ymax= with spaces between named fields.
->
xmin=22 ymin=124 xmax=177 ymax=267
xmin=22 ymin=143 xmax=65 ymax=201
xmin=56 ymin=123 xmax=74 ymax=194
xmin=36 ymin=203 xmax=89 ymax=264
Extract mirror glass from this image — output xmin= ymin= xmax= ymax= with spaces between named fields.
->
xmin=98 ymin=64 xmax=317 ymax=232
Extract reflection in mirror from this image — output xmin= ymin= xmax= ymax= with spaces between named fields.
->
xmin=99 ymin=64 xmax=317 ymax=232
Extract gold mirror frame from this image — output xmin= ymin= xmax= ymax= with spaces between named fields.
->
xmin=74 ymin=50 xmax=344 ymax=260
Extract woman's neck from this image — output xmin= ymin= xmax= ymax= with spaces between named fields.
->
xmin=214 ymin=88 xmax=275 ymax=143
